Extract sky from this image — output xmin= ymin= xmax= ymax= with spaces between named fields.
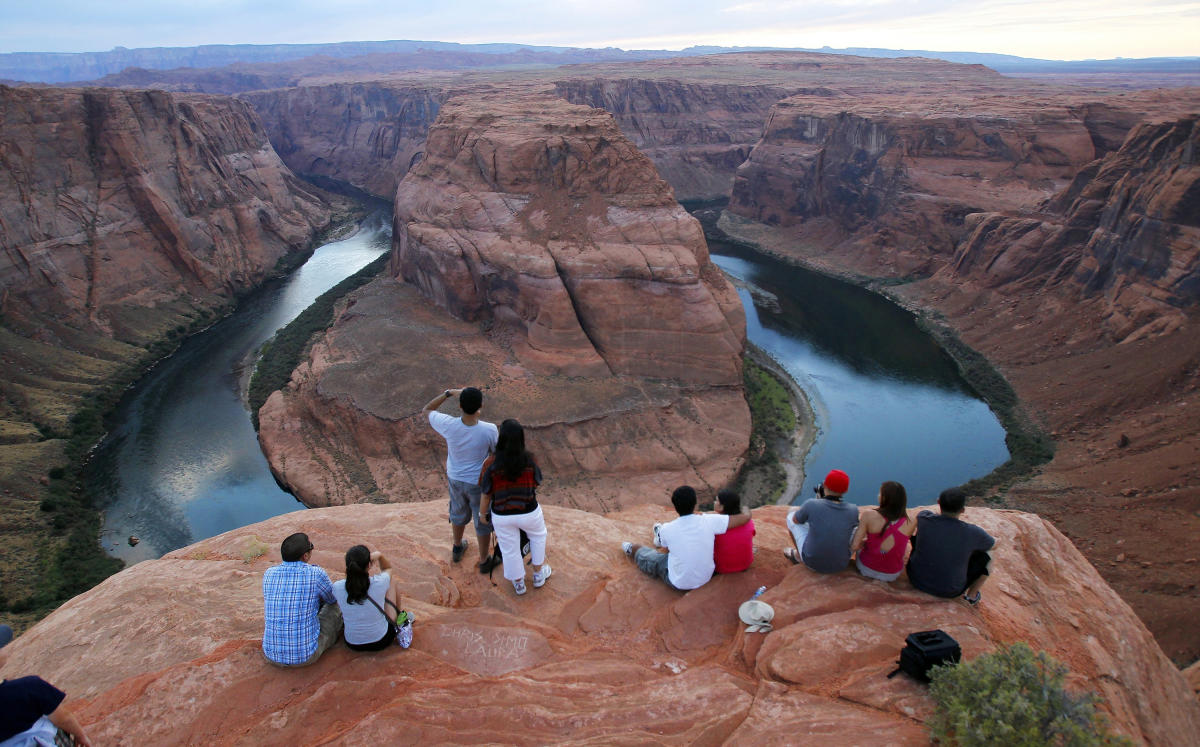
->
xmin=2 ymin=0 xmax=1198 ymax=61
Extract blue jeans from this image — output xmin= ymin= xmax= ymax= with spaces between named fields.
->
xmin=634 ymin=546 xmax=678 ymax=589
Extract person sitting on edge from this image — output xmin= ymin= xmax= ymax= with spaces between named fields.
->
xmin=332 ymin=546 xmax=404 ymax=651
xmin=621 ymin=485 xmax=751 ymax=591
xmin=906 ymin=488 xmax=996 ymax=605
xmin=783 ymin=469 xmax=859 ymax=573
xmin=423 ymin=386 xmax=499 ymax=573
xmin=479 ymin=419 xmax=551 ymax=596
xmin=713 ymin=489 xmax=756 ymax=574
xmin=262 ymin=532 xmax=343 ymax=667
xmin=0 ymin=625 xmax=94 ymax=747
xmin=850 ymin=481 xmax=916 ymax=582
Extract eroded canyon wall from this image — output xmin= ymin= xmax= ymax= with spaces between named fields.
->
xmin=0 ymin=84 xmax=334 ymax=613
xmin=241 ymin=83 xmax=447 ymax=199
xmin=258 ymin=93 xmax=749 ymax=510
xmin=554 ymin=78 xmax=792 ymax=200
xmin=0 ymin=85 xmax=333 ymax=342
xmin=949 ymin=116 xmax=1200 ymax=340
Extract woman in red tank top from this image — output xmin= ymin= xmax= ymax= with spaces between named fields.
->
xmin=850 ymin=481 xmax=915 ymax=582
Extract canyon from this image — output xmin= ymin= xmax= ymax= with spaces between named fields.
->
xmin=240 ymin=53 xmax=1200 ymax=661
xmin=258 ymin=94 xmax=750 ymax=512
xmin=0 ymin=84 xmax=339 ymax=619
xmin=3 ymin=503 xmax=1198 ymax=743
xmin=0 ymin=47 xmax=1198 ymax=740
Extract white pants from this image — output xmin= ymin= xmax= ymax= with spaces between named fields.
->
xmin=492 ymin=505 xmax=547 ymax=581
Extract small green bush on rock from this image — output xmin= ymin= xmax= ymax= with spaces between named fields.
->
xmin=929 ymin=642 xmax=1131 ymax=746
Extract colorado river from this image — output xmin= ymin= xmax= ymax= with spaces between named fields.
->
xmin=707 ymin=235 xmax=1009 ymax=506
xmin=90 ymin=207 xmax=1007 ymax=565
xmin=90 ymin=214 xmax=391 ymax=564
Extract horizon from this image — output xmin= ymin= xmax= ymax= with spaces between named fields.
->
xmin=2 ymin=1 xmax=1198 ymax=61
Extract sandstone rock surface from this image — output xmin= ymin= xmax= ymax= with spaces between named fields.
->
xmin=2 ymin=504 xmax=1197 ymax=745
xmin=393 ymin=93 xmax=745 ymax=383
xmin=259 ymin=93 xmax=748 ymax=511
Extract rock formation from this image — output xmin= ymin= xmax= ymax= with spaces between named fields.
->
xmin=726 ymin=83 xmax=1198 ymax=278
xmin=554 ymin=77 xmax=793 ymax=200
xmin=0 ymin=84 xmax=334 ymax=616
xmin=393 ymin=93 xmax=745 ymax=383
xmin=258 ymin=93 xmax=748 ymax=511
xmin=2 ymin=503 xmax=1197 ymax=744
xmin=242 ymin=83 xmax=447 ymax=198
xmin=0 ymin=85 xmax=332 ymax=342
xmin=949 ymin=116 xmax=1200 ymax=341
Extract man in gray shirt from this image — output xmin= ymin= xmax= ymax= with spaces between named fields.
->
xmin=784 ymin=469 xmax=860 ymax=573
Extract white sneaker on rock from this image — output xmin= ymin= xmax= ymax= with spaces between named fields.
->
xmin=513 ymin=578 xmax=527 ymax=595
xmin=622 ymin=542 xmax=633 ymax=556
xmin=533 ymin=565 xmax=552 ymax=588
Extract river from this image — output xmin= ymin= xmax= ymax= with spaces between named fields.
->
xmin=90 ymin=214 xmax=391 ymax=564
xmin=706 ymin=235 xmax=1009 ymax=506
xmin=91 ymin=208 xmax=1007 ymax=564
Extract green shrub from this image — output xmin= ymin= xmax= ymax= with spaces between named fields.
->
xmin=929 ymin=642 xmax=1132 ymax=746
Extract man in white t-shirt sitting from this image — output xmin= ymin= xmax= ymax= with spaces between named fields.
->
xmin=622 ymin=485 xmax=751 ymax=590
xmin=423 ymin=386 xmax=500 ymax=572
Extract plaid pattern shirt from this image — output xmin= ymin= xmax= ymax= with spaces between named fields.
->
xmin=262 ymin=561 xmax=335 ymax=665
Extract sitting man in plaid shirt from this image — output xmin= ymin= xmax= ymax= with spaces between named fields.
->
xmin=262 ymin=533 xmax=343 ymax=667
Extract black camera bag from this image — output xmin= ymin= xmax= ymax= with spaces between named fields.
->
xmin=887 ymin=629 xmax=961 ymax=683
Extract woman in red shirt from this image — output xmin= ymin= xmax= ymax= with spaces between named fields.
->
xmin=850 ymin=481 xmax=915 ymax=582
xmin=713 ymin=490 xmax=755 ymax=573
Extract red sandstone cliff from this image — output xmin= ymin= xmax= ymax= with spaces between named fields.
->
xmin=0 ymin=85 xmax=332 ymax=339
xmin=2 ymin=503 xmax=1197 ymax=744
xmin=554 ymin=77 xmax=792 ymax=200
xmin=726 ymin=84 xmax=1197 ymax=278
xmin=257 ymin=94 xmax=749 ymax=511
xmin=949 ymin=116 xmax=1200 ymax=340
xmin=0 ymin=84 xmax=334 ymax=617
xmin=241 ymin=83 xmax=446 ymax=199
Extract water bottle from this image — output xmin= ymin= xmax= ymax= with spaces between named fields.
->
xmin=752 ymin=586 xmax=767 ymax=599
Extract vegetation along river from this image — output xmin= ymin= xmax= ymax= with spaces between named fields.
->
xmin=89 ymin=207 xmax=1008 ymax=564
xmin=89 ymin=214 xmax=391 ymax=564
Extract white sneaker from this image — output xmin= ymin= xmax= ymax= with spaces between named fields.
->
xmin=513 ymin=578 xmax=527 ymax=595
xmin=533 ymin=565 xmax=552 ymax=588
xmin=622 ymin=541 xmax=633 ymax=556
xmin=652 ymin=522 xmax=664 ymax=547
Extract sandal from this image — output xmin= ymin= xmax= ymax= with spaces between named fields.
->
xmin=784 ymin=547 xmax=802 ymax=565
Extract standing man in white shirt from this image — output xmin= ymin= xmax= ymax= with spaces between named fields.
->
xmin=622 ymin=485 xmax=751 ymax=590
xmin=423 ymin=386 xmax=499 ymax=572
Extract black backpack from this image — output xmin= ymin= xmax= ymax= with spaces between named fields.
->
xmin=887 ymin=629 xmax=961 ymax=683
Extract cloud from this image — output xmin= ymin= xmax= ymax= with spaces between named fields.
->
xmin=0 ymin=0 xmax=1196 ymax=58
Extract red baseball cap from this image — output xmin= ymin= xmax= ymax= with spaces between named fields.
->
xmin=823 ymin=469 xmax=850 ymax=495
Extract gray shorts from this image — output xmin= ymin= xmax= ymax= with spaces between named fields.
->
xmin=634 ymin=546 xmax=677 ymax=589
xmin=448 ymin=479 xmax=492 ymax=534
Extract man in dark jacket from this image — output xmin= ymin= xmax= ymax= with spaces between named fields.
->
xmin=0 ymin=624 xmax=94 ymax=746
xmin=907 ymin=488 xmax=996 ymax=605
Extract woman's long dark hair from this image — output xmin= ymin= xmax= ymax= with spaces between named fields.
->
xmin=877 ymin=481 xmax=908 ymax=522
xmin=344 ymin=544 xmax=371 ymax=604
xmin=716 ymin=489 xmax=741 ymax=516
xmin=494 ymin=418 xmax=534 ymax=481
